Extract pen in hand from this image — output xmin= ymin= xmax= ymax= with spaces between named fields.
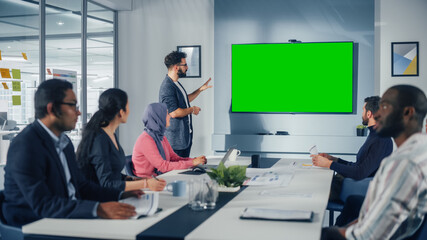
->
xmin=151 ymin=175 xmax=160 ymax=181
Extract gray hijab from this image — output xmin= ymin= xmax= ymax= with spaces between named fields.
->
xmin=143 ymin=103 xmax=168 ymax=160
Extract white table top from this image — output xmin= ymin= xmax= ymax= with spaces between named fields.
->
xmin=22 ymin=157 xmax=333 ymax=240
xmin=186 ymin=159 xmax=332 ymax=240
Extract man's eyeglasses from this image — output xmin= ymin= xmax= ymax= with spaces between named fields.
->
xmin=177 ymin=63 xmax=187 ymax=67
xmin=60 ymin=102 xmax=79 ymax=111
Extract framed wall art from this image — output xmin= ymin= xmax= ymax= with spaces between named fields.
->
xmin=177 ymin=45 xmax=201 ymax=78
xmin=392 ymin=42 xmax=419 ymax=76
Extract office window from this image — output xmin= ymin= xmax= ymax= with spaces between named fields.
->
xmin=87 ymin=2 xmax=115 ymax=120
xmin=0 ymin=0 xmax=117 ymax=148
xmin=0 ymin=0 xmax=40 ymax=124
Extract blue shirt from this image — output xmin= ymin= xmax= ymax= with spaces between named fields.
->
xmin=330 ymin=126 xmax=393 ymax=180
xmin=37 ymin=119 xmax=76 ymax=199
xmin=37 ymin=120 xmax=98 ymax=217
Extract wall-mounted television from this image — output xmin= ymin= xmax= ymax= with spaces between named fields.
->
xmin=231 ymin=42 xmax=355 ymax=113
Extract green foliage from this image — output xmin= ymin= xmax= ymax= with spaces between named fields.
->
xmin=356 ymin=125 xmax=367 ymax=129
xmin=206 ymin=163 xmax=247 ymax=187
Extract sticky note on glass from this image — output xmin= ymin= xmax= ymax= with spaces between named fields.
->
xmin=12 ymin=95 xmax=21 ymax=106
xmin=0 ymin=50 xmax=2 ymax=60
xmin=309 ymin=145 xmax=318 ymax=155
xmin=12 ymin=81 xmax=21 ymax=91
xmin=22 ymin=52 xmax=27 ymax=60
xmin=0 ymin=68 xmax=11 ymax=78
xmin=12 ymin=69 xmax=21 ymax=79
xmin=2 ymin=83 xmax=8 ymax=89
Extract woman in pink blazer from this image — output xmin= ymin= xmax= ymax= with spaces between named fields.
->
xmin=132 ymin=103 xmax=207 ymax=177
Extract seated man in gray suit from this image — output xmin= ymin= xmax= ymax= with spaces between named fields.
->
xmin=159 ymin=51 xmax=212 ymax=157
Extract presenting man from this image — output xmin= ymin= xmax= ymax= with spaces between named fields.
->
xmin=322 ymin=84 xmax=427 ymax=240
xmin=311 ymin=96 xmax=393 ymax=201
xmin=2 ymin=79 xmax=141 ymax=227
xmin=159 ymin=51 xmax=212 ymax=157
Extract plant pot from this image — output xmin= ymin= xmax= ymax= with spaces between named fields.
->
xmin=218 ymin=185 xmax=240 ymax=192
xmin=356 ymin=128 xmax=366 ymax=136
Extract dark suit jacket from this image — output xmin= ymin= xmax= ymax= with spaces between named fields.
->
xmin=159 ymin=75 xmax=193 ymax=150
xmin=2 ymin=120 xmax=121 ymax=227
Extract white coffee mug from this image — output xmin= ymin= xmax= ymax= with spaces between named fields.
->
xmin=228 ymin=149 xmax=241 ymax=162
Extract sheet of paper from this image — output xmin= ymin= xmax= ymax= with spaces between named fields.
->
xmin=12 ymin=95 xmax=21 ymax=106
xmin=301 ymin=164 xmax=323 ymax=169
xmin=241 ymin=208 xmax=313 ymax=221
xmin=12 ymin=81 xmax=21 ymax=91
xmin=0 ymin=68 xmax=11 ymax=78
xmin=246 ymin=166 xmax=295 ymax=178
xmin=12 ymin=69 xmax=21 ymax=79
xmin=259 ymin=190 xmax=313 ymax=198
xmin=120 ymin=192 xmax=159 ymax=219
xmin=309 ymin=145 xmax=318 ymax=155
xmin=244 ymin=170 xmax=293 ymax=187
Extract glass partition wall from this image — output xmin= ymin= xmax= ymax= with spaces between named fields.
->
xmin=0 ymin=0 xmax=117 ymax=147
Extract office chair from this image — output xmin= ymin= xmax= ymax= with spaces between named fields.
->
xmin=406 ymin=214 xmax=427 ymax=240
xmin=125 ymin=155 xmax=136 ymax=177
xmin=327 ymin=177 xmax=372 ymax=226
xmin=0 ymin=191 xmax=24 ymax=240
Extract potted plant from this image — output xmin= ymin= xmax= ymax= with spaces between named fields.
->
xmin=206 ymin=162 xmax=247 ymax=192
xmin=356 ymin=125 xmax=367 ymax=136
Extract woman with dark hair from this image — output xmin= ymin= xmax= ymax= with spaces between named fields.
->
xmin=76 ymin=89 xmax=166 ymax=191
xmin=132 ymin=103 xmax=207 ymax=178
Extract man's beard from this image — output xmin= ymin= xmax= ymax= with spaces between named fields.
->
xmin=362 ymin=115 xmax=368 ymax=126
xmin=377 ymin=110 xmax=405 ymax=138
xmin=177 ymin=68 xmax=186 ymax=78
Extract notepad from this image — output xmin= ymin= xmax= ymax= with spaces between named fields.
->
xmin=240 ymin=208 xmax=314 ymax=222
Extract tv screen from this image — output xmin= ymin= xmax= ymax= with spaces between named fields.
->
xmin=231 ymin=42 xmax=355 ymax=113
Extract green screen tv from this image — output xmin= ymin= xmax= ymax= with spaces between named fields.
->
xmin=231 ymin=42 xmax=355 ymax=113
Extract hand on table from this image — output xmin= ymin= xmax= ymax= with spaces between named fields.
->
xmin=147 ymin=178 xmax=167 ymax=191
xmin=193 ymin=155 xmax=207 ymax=166
xmin=311 ymin=155 xmax=333 ymax=168
xmin=120 ymin=189 xmax=144 ymax=200
xmin=318 ymin=153 xmax=338 ymax=161
xmin=97 ymin=202 xmax=137 ymax=219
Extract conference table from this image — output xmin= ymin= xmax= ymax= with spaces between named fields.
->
xmin=22 ymin=157 xmax=333 ymax=240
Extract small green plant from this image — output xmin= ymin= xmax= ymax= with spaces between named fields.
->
xmin=356 ymin=125 xmax=367 ymax=129
xmin=206 ymin=162 xmax=247 ymax=187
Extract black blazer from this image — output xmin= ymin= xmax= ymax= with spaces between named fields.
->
xmin=159 ymin=75 xmax=193 ymax=150
xmin=2 ymin=120 xmax=121 ymax=227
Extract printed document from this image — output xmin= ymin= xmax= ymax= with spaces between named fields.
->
xmin=244 ymin=167 xmax=294 ymax=186
xmin=120 ymin=192 xmax=159 ymax=219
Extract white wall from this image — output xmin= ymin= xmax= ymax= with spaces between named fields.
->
xmin=118 ymin=0 xmax=214 ymax=156
xmin=376 ymin=0 xmax=427 ymax=95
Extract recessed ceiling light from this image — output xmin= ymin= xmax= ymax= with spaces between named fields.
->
xmin=7 ymin=46 xmax=11 ymax=48
xmin=57 ymin=20 xmax=65 ymax=26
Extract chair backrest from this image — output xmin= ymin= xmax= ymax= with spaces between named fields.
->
xmin=406 ymin=214 xmax=427 ymax=240
xmin=125 ymin=155 xmax=136 ymax=177
xmin=0 ymin=191 xmax=24 ymax=240
xmin=339 ymin=177 xmax=373 ymax=203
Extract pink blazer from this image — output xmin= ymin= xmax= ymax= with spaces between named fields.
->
xmin=132 ymin=132 xmax=193 ymax=177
